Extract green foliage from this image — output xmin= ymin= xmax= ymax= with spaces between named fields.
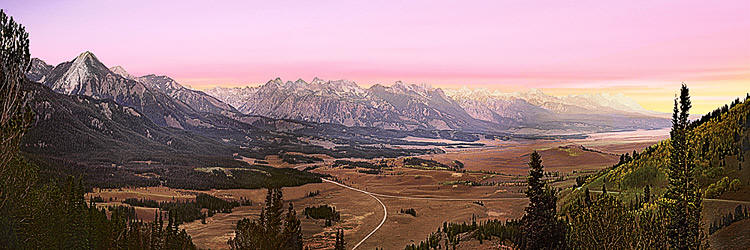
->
xmin=404 ymin=216 xmax=520 ymax=250
xmin=575 ymin=175 xmax=589 ymax=187
xmin=566 ymin=192 xmax=668 ymax=249
xmin=159 ymin=164 xmax=323 ymax=190
xmin=400 ymin=208 xmax=417 ymax=217
xmin=280 ymin=153 xmax=323 ymax=164
xmin=303 ymin=204 xmax=340 ymax=225
xmin=518 ymin=151 xmax=567 ymax=249
xmin=227 ymin=188 xmax=303 ymax=250
xmin=663 ymin=85 xmax=703 ymax=249
xmin=123 ymin=193 xmax=240 ymax=225
xmin=403 ymin=157 xmax=455 ymax=171
xmin=0 ymin=9 xmax=32 ymax=171
xmin=333 ymin=159 xmax=386 ymax=169
xmin=561 ymin=86 xmax=750 ymax=249
xmin=1 ymin=166 xmax=196 ymax=249
xmin=587 ymin=93 xmax=750 ymax=196
xmin=703 ymin=176 xmax=741 ymax=198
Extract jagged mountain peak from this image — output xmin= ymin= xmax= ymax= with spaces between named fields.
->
xmin=257 ymin=77 xmax=365 ymax=97
xmin=387 ymin=81 xmax=435 ymax=97
xmin=311 ymin=76 xmax=325 ymax=84
xmin=70 ymin=51 xmax=111 ymax=78
xmin=109 ymin=65 xmax=135 ymax=79
xmin=137 ymin=74 xmax=182 ymax=92
xmin=30 ymin=57 xmax=49 ymax=66
xmin=71 ymin=51 xmax=107 ymax=70
xmin=40 ymin=51 xmax=116 ymax=95
xmin=26 ymin=58 xmax=53 ymax=82
xmin=76 ymin=50 xmax=96 ymax=60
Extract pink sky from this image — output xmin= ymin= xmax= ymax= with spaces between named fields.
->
xmin=4 ymin=0 xmax=749 ymax=113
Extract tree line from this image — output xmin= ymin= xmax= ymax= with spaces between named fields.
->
xmin=122 ymin=193 xmax=241 ymax=225
xmin=709 ymin=205 xmax=749 ymax=235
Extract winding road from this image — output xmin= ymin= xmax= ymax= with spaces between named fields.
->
xmin=322 ymin=179 xmax=387 ymax=250
xmin=321 ymin=178 xmax=527 ymax=249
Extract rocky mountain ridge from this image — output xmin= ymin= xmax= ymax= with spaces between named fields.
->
xmin=208 ymin=78 xmax=670 ymax=133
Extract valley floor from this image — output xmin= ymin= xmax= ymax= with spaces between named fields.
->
xmin=86 ymin=128 xmax=749 ymax=249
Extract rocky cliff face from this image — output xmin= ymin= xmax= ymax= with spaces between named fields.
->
xmin=204 ymin=86 xmax=258 ymax=109
xmin=26 ymin=58 xmax=53 ymax=82
xmin=217 ymin=78 xmax=504 ymax=131
xmin=37 ymin=52 xmax=201 ymax=129
xmin=136 ymin=74 xmax=237 ymax=114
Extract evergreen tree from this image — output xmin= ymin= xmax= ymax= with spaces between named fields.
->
xmin=228 ymin=188 xmax=304 ymax=250
xmin=584 ymin=187 xmax=591 ymax=206
xmin=567 ymin=193 xmax=668 ymax=249
xmin=281 ymin=202 xmax=303 ymax=250
xmin=644 ymin=185 xmax=651 ymax=203
xmin=0 ymin=9 xmax=31 ymax=171
xmin=334 ymin=229 xmax=346 ymax=250
xmin=0 ymin=11 xmax=34 ymax=245
xmin=664 ymin=84 xmax=703 ymax=249
xmin=518 ymin=151 xmax=566 ymax=249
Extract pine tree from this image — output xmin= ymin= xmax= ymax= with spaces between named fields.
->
xmin=518 ymin=151 xmax=566 ymax=249
xmin=584 ymin=187 xmax=591 ymax=206
xmin=664 ymin=84 xmax=703 ymax=249
xmin=265 ymin=188 xmax=284 ymax=238
xmin=0 ymin=9 xmax=31 ymax=172
xmin=644 ymin=185 xmax=651 ymax=203
xmin=281 ymin=202 xmax=303 ymax=250
xmin=334 ymin=229 xmax=346 ymax=250
xmin=228 ymin=188 xmax=305 ymax=250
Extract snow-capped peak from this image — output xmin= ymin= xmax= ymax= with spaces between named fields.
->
xmin=110 ymin=65 xmax=135 ymax=80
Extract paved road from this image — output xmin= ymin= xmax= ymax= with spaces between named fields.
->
xmin=322 ymin=178 xmax=527 ymax=249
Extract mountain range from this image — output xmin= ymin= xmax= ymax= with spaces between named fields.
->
xmin=22 ymin=52 xmax=451 ymax=167
xmin=207 ymin=78 xmax=670 ymax=134
xmin=19 ymin=51 xmax=673 ymax=188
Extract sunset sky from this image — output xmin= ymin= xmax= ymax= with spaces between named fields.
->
xmin=4 ymin=0 xmax=749 ymax=114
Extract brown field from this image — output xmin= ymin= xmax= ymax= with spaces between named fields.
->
xmin=86 ymin=129 xmax=747 ymax=249
xmin=709 ymin=219 xmax=750 ymax=250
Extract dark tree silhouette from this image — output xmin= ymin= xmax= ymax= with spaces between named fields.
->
xmin=664 ymin=84 xmax=703 ymax=249
xmin=334 ymin=228 xmax=346 ymax=250
xmin=228 ymin=188 xmax=304 ymax=249
xmin=518 ymin=151 xmax=566 ymax=249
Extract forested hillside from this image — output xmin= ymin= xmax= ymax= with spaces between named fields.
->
xmin=584 ymin=94 xmax=750 ymax=200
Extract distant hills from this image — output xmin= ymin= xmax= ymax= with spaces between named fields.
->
xmin=207 ymin=78 xmax=670 ymax=134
